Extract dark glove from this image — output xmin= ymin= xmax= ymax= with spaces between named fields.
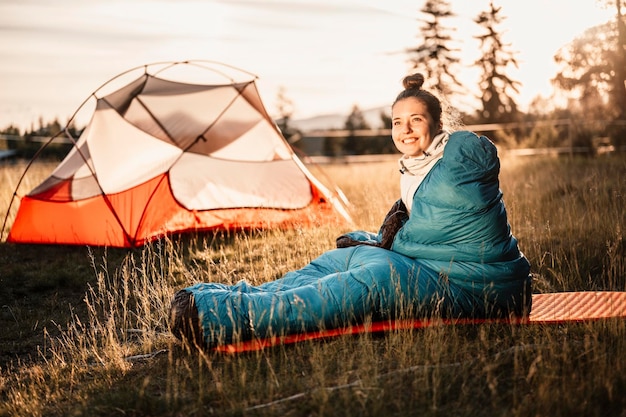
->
xmin=336 ymin=234 xmax=381 ymax=249
xmin=336 ymin=199 xmax=408 ymax=250
xmin=377 ymin=199 xmax=408 ymax=249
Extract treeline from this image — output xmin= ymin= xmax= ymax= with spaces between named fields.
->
xmin=284 ymin=105 xmax=624 ymax=158
xmin=1 ymin=106 xmax=623 ymax=163
xmin=0 ymin=118 xmax=82 ymax=161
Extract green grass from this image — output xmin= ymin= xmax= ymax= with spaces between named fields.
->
xmin=0 ymin=153 xmax=625 ymax=416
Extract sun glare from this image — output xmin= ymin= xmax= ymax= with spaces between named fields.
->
xmin=0 ymin=0 xmax=618 ymax=131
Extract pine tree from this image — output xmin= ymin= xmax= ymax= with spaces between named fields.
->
xmin=406 ymin=0 xmax=463 ymax=97
xmin=474 ymin=1 xmax=521 ymax=123
xmin=274 ymin=86 xmax=299 ymax=142
xmin=553 ymin=0 xmax=626 ymax=120
xmin=344 ymin=104 xmax=370 ymax=133
xmin=343 ymin=105 xmax=370 ymax=155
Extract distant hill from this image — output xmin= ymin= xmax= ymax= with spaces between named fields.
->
xmin=290 ymin=106 xmax=389 ymax=132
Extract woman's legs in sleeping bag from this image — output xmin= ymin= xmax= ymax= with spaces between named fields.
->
xmin=180 ymin=245 xmax=458 ymax=347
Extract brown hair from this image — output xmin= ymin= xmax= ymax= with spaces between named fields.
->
xmin=392 ymin=73 xmax=442 ymax=128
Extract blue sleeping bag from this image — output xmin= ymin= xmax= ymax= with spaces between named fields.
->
xmin=179 ymin=131 xmax=532 ymax=347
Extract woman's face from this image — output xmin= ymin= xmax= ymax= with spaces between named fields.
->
xmin=391 ymin=97 xmax=440 ymax=157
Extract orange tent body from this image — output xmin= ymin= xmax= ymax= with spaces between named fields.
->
xmin=6 ymin=61 xmax=351 ymax=247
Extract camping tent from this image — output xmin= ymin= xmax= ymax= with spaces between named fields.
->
xmin=4 ymin=61 xmax=352 ymax=248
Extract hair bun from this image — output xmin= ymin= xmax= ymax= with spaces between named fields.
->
xmin=402 ymin=73 xmax=425 ymax=90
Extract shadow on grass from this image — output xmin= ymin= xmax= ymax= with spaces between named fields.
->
xmin=0 ymin=242 xmax=131 ymax=368
xmin=0 ymin=230 xmax=263 ymax=369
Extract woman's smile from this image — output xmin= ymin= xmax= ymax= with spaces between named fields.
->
xmin=391 ymin=97 xmax=440 ymax=157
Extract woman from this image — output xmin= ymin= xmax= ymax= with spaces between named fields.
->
xmin=170 ymin=73 xmax=532 ymax=349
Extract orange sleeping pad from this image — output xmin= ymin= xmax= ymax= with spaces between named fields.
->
xmin=213 ymin=291 xmax=626 ymax=354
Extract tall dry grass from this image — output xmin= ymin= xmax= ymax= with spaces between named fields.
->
xmin=0 ymin=153 xmax=625 ymax=416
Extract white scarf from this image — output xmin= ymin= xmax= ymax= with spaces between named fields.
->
xmin=399 ymin=131 xmax=449 ymax=212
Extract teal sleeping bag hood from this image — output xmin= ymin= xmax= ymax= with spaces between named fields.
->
xmin=178 ymin=131 xmax=532 ymax=348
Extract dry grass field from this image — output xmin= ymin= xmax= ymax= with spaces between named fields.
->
xmin=0 ymin=152 xmax=625 ymax=416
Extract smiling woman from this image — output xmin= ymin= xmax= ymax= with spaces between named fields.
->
xmin=170 ymin=72 xmax=532 ymax=350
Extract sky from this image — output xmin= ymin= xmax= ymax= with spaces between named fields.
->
xmin=0 ymin=0 xmax=616 ymax=132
